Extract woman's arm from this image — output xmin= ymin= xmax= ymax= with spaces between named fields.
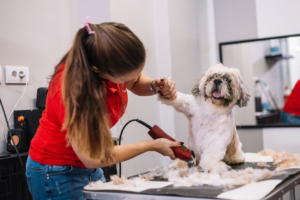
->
xmin=126 ymin=73 xmax=157 ymax=96
xmin=72 ymin=138 xmax=182 ymax=169
xmin=126 ymin=73 xmax=177 ymax=100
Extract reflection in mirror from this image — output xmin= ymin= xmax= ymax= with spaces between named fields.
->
xmin=220 ymin=35 xmax=300 ymax=126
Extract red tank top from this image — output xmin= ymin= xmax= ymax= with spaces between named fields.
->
xmin=283 ymin=79 xmax=300 ymax=117
xmin=29 ymin=63 xmax=128 ymax=168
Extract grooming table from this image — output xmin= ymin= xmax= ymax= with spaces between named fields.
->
xmin=83 ymin=163 xmax=300 ymax=200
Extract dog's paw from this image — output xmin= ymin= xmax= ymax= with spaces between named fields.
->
xmin=225 ymin=151 xmax=245 ymax=164
xmin=157 ymin=93 xmax=174 ymax=104
xmin=157 ymin=94 xmax=165 ymax=101
xmin=201 ymin=161 xmax=231 ymax=173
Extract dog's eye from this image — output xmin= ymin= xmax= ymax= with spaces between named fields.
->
xmin=223 ymin=75 xmax=231 ymax=83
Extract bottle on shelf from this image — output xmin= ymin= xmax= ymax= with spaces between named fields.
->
xmin=284 ymin=86 xmax=291 ymax=104
xmin=254 ymin=80 xmax=263 ymax=112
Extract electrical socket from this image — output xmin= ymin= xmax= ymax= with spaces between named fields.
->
xmin=5 ymin=66 xmax=29 ymax=84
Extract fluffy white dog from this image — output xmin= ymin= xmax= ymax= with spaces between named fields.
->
xmin=159 ymin=64 xmax=250 ymax=173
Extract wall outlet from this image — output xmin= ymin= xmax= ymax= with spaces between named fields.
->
xmin=5 ymin=66 xmax=29 ymax=84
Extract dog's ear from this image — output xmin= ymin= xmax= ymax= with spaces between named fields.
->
xmin=192 ymin=82 xmax=200 ymax=96
xmin=236 ymin=81 xmax=251 ymax=107
xmin=192 ymin=73 xmax=205 ymax=96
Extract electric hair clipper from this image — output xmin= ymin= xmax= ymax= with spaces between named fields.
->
xmin=119 ymin=119 xmax=196 ymax=170
xmin=148 ymin=125 xmax=196 ymax=168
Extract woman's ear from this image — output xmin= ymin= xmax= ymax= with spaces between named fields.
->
xmin=236 ymin=81 xmax=251 ymax=107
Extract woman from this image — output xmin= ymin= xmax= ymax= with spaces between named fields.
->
xmin=26 ymin=18 xmax=180 ymax=199
xmin=281 ymin=79 xmax=300 ymax=125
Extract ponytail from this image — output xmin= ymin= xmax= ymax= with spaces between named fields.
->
xmin=51 ymin=22 xmax=145 ymax=161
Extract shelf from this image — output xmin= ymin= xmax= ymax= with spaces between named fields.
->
xmin=265 ymin=53 xmax=294 ymax=60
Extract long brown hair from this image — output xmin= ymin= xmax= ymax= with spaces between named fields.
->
xmin=51 ymin=22 xmax=145 ymax=161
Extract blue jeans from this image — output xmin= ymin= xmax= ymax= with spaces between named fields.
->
xmin=281 ymin=111 xmax=300 ymax=125
xmin=26 ymin=155 xmax=105 ymax=200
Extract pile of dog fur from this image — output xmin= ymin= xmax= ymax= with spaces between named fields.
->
xmin=109 ymin=174 xmax=154 ymax=188
xmin=259 ymin=149 xmax=300 ymax=170
xmin=144 ymin=160 xmax=280 ymax=188
xmin=109 ymin=150 xmax=300 ymax=188
xmin=87 ymin=174 xmax=154 ymax=189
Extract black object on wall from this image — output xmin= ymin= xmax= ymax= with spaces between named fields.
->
xmin=102 ymin=165 xmax=117 ymax=182
xmin=101 ymin=140 xmax=118 ymax=182
xmin=14 ymin=109 xmax=43 ymax=144
xmin=6 ymin=129 xmax=29 ymax=153
xmin=36 ymin=87 xmax=48 ymax=109
xmin=0 ymin=153 xmax=32 ymax=200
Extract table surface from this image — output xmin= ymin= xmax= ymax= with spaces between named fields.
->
xmin=0 ymin=152 xmax=28 ymax=163
xmin=83 ymin=163 xmax=300 ymax=200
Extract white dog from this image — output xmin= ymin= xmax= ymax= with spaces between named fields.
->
xmin=159 ymin=64 xmax=250 ymax=173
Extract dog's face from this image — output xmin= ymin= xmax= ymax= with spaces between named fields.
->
xmin=192 ymin=64 xmax=250 ymax=108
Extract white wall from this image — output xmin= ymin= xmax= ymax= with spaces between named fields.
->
xmin=288 ymin=37 xmax=300 ymax=89
xmin=214 ymin=0 xmax=300 ymax=41
xmin=222 ymin=43 xmax=256 ymax=125
xmin=213 ymin=0 xmax=258 ymax=61
xmin=214 ymin=0 xmax=300 ymax=62
xmin=256 ymin=0 xmax=300 ymax=38
xmin=237 ymin=129 xmax=263 ymax=153
xmin=238 ymin=127 xmax=300 ymax=153
xmin=263 ymin=128 xmax=300 ymax=153
xmin=198 ymin=0 xmax=217 ymax=68
xmin=0 ymin=0 xmax=80 ymax=154
xmin=167 ymin=0 xmax=202 ymax=147
xmin=153 ymin=0 xmax=176 ymax=160
xmin=79 ymin=0 xmax=110 ymax=24
xmin=0 ymin=0 xmax=112 ymax=154
xmin=110 ymin=0 xmax=164 ymax=177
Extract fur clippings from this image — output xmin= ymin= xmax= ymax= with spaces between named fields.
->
xmin=259 ymin=149 xmax=300 ymax=170
xmin=111 ymin=175 xmax=136 ymax=187
xmin=109 ymin=174 xmax=155 ymax=188
xmin=146 ymin=159 xmax=282 ymax=188
xmin=86 ymin=180 xmax=104 ymax=188
xmin=111 ymin=175 xmax=126 ymax=185
xmin=257 ymin=162 xmax=269 ymax=167
xmin=138 ymin=173 xmax=154 ymax=181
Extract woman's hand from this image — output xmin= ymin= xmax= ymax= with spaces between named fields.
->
xmin=152 ymin=138 xmax=182 ymax=160
xmin=154 ymin=77 xmax=177 ymax=100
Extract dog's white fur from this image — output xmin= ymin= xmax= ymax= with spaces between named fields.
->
xmin=159 ymin=64 xmax=250 ymax=173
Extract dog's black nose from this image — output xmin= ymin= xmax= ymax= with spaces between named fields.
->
xmin=214 ymin=79 xmax=222 ymax=85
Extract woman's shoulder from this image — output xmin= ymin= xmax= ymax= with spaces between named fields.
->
xmin=48 ymin=64 xmax=65 ymax=97
xmin=296 ymin=79 xmax=300 ymax=88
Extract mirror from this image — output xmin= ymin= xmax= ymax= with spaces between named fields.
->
xmin=220 ymin=34 xmax=300 ymax=126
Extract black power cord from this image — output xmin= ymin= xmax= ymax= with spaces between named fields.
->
xmin=0 ymin=99 xmax=25 ymax=174
xmin=118 ymin=119 xmax=152 ymax=177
